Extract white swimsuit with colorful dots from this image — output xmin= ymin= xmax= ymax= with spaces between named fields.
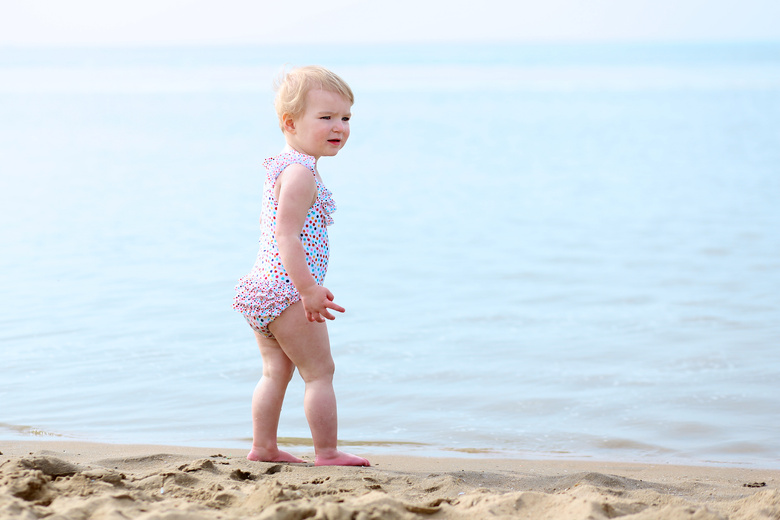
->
xmin=233 ymin=150 xmax=336 ymax=338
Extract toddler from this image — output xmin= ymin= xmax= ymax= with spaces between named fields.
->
xmin=233 ymin=66 xmax=369 ymax=466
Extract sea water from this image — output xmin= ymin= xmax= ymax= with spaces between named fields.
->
xmin=1 ymin=43 xmax=779 ymax=467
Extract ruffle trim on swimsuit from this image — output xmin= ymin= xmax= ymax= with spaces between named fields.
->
xmin=262 ymin=150 xmax=337 ymax=227
xmin=317 ymin=184 xmax=336 ymax=226
xmin=232 ymin=276 xmax=301 ymax=318
xmin=262 ymin=151 xmax=315 ymax=179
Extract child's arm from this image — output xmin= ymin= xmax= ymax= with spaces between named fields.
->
xmin=275 ymin=164 xmax=346 ymax=323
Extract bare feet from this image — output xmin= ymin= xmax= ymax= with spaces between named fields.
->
xmin=247 ymin=448 xmax=305 ymax=463
xmin=315 ymin=451 xmax=370 ymax=467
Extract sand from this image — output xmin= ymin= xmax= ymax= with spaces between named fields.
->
xmin=1 ymin=441 xmax=778 ymax=519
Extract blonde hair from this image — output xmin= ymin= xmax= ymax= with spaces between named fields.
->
xmin=274 ymin=65 xmax=354 ymax=132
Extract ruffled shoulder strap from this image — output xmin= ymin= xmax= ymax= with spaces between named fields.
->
xmin=263 ymin=150 xmax=316 ymax=184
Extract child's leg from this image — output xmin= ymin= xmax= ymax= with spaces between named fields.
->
xmin=247 ymin=331 xmax=305 ymax=463
xmin=269 ymin=301 xmax=370 ymax=467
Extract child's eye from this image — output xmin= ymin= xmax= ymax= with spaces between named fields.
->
xmin=342 ymin=117 xmax=350 ymax=122
xmin=321 ymin=116 xmax=331 ymax=120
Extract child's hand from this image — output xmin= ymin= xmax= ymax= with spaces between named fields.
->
xmin=299 ymin=285 xmax=345 ymax=322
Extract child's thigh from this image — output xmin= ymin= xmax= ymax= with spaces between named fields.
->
xmin=269 ymin=301 xmax=335 ymax=379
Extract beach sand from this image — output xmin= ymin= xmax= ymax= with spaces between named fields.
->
xmin=1 ymin=441 xmax=777 ymax=519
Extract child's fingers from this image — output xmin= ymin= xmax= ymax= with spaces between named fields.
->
xmin=326 ymin=300 xmax=346 ymax=313
xmin=320 ymin=291 xmax=345 ymax=315
xmin=302 ymin=288 xmax=344 ymax=321
xmin=324 ymin=288 xmax=344 ymax=311
xmin=318 ymin=301 xmax=342 ymax=320
xmin=305 ymin=306 xmax=327 ymax=322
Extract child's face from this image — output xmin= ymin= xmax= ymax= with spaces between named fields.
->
xmin=284 ymin=89 xmax=351 ymax=160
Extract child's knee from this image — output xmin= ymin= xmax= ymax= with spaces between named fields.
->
xmin=299 ymin=360 xmax=335 ymax=383
xmin=265 ymin=361 xmax=296 ymax=382
xmin=285 ymin=365 xmax=296 ymax=382
xmin=278 ymin=364 xmax=296 ymax=382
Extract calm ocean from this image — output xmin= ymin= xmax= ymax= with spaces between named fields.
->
xmin=1 ymin=43 xmax=778 ymax=468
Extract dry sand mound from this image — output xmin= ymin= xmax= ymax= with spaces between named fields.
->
xmin=0 ymin=442 xmax=778 ymax=519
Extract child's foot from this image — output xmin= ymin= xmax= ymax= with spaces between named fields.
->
xmin=247 ymin=448 xmax=305 ymax=463
xmin=315 ymin=451 xmax=370 ymax=467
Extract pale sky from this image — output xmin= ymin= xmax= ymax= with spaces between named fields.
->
xmin=2 ymin=0 xmax=780 ymax=46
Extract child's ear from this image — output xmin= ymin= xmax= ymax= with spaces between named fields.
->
xmin=282 ymin=113 xmax=296 ymax=134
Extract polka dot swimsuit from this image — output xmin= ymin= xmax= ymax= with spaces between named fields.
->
xmin=233 ymin=150 xmax=336 ymax=338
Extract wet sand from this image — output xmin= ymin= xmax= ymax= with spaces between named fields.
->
xmin=1 ymin=440 xmax=778 ymax=519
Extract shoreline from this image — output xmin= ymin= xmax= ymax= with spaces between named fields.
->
xmin=3 ymin=431 xmax=776 ymax=470
xmin=2 ymin=440 xmax=778 ymax=519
